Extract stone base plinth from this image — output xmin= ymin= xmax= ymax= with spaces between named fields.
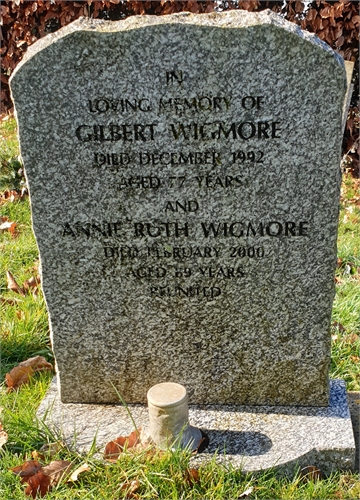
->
xmin=37 ymin=378 xmax=355 ymax=476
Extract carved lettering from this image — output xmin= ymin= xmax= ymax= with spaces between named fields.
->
xmin=165 ymin=200 xmax=199 ymax=212
xmin=88 ymin=98 xmax=152 ymax=113
xmin=76 ymin=123 xmax=156 ymax=142
xmin=150 ymin=285 xmax=221 ymax=298
xmin=201 ymin=221 xmax=309 ymax=238
xmin=159 ymin=96 xmax=231 ymax=114
xmin=134 ymin=222 xmax=189 ymax=238
xmin=169 ymin=121 xmax=281 ymax=141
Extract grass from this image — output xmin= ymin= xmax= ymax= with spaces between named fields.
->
xmin=0 ymin=116 xmax=23 ymax=192
xmin=0 ymin=117 xmax=359 ymax=498
xmin=331 ymin=172 xmax=360 ymax=391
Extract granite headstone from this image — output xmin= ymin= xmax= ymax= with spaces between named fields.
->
xmin=10 ymin=10 xmax=347 ymax=405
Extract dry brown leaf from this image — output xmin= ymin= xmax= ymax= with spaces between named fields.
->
xmin=11 ymin=458 xmax=73 ymax=498
xmin=1 ymin=190 xmax=20 ymax=203
xmin=126 ymin=428 xmax=141 ymax=448
xmin=5 ymin=271 xmax=40 ymax=298
xmin=23 ymin=276 xmax=41 ymax=291
xmin=320 ymin=5 xmax=332 ymax=19
xmin=332 ymin=321 xmax=346 ymax=332
xmin=18 ymin=356 xmax=53 ymax=373
xmin=6 ymin=270 xmax=25 ymax=296
xmin=5 ymin=356 xmax=53 ymax=391
xmin=184 ymin=467 xmax=201 ymax=486
xmin=0 ymin=296 xmax=21 ymax=306
xmin=41 ymin=460 xmax=73 ymax=485
xmin=294 ymin=1 xmax=303 ymax=14
xmin=103 ymin=436 xmax=127 ymax=460
xmin=335 ymin=35 xmax=344 ymax=48
xmin=346 ymin=333 xmax=359 ymax=344
xmin=0 ymin=420 xmax=8 ymax=449
xmin=104 ymin=429 xmax=141 ymax=460
xmin=300 ymin=465 xmax=322 ymax=481
xmin=68 ymin=462 xmax=90 ymax=482
xmin=0 ymin=218 xmax=17 ymax=235
xmin=24 ymin=471 xmax=51 ymax=498
xmin=6 ymin=365 xmax=33 ymax=391
xmin=11 ymin=460 xmax=43 ymax=482
xmin=120 ymin=479 xmax=141 ymax=499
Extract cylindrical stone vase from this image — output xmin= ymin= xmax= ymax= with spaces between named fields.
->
xmin=147 ymin=382 xmax=203 ymax=450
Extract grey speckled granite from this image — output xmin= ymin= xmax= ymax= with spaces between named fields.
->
xmin=347 ymin=392 xmax=360 ymax=472
xmin=10 ymin=11 xmax=347 ymax=405
xmin=37 ymin=378 xmax=355 ymax=475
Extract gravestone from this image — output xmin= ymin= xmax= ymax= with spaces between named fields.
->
xmin=10 ymin=10 xmax=347 ymax=407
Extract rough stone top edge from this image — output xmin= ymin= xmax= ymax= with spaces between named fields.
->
xmin=10 ymin=9 xmax=344 ymax=84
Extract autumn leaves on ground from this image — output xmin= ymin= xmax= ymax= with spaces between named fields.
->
xmin=1 ymin=115 xmax=359 ymax=498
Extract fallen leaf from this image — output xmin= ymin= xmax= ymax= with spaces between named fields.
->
xmin=11 ymin=458 xmax=73 ymax=498
xmin=238 ymin=485 xmax=254 ymax=498
xmin=104 ymin=436 xmax=127 ymax=460
xmin=5 ymin=356 xmax=53 ymax=391
xmin=0 ymin=190 xmax=20 ymax=203
xmin=0 ymin=421 xmax=8 ymax=449
xmin=6 ymin=365 xmax=33 ymax=391
xmin=41 ymin=460 xmax=72 ymax=485
xmin=6 ymin=270 xmax=25 ymax=296
xmin=184 ymin=467 xmax=200 ymax=486
xmin=18 ymin=356 xmax=53 ymax=373
xmin=332 ymin=321 xmax=346 ymax=332
xmin=120 ymin=479 xmax=141 ymax=499
xmin=23 ymin=276 xmax=41 ymax=291
xmin=0 ymin=219 xmax=17 ymax=235
xmin=68 ymin=462 xmax=90 ymax=482
xmin=345 ymin=333 xmax=359 ymax=344
xmin=11 ymin=461 xmax=43 ymax=482
xmin=300 ymin=465 xmax=322 ymax=481
xmin=24 ymin=471 xmax=51 ymax=498
xmin=0 ymin=296 xmax=21 ymax=305
xmin=16 ymin=310 xmax=25 ymax=320
xmin=104 ymin=429 xmax=141 ymax=460
xmin=126 ymin=429 xmax=141 ymax=447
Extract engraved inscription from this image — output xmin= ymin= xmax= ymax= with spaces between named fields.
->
xmin=66 ymin=87 xmax=301 ymax=299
